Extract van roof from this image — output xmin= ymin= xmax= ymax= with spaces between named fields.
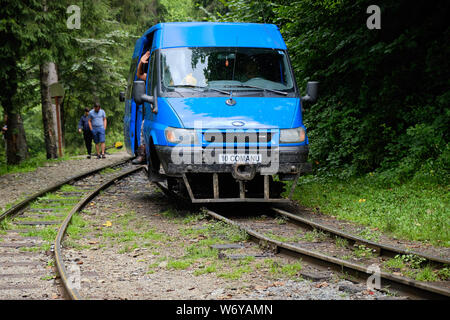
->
xmin=134 ymin=22 xmax=286 ymax=57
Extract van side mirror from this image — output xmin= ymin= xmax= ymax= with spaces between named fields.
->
xmin=301 ymin=81 xmax=319 ymax=103
xmin=119 ymin=91 xmax=125 ymax=102
xmin=132 ymin=80 xmax=154 ymax=105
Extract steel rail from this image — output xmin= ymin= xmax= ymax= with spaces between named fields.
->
xmin=148 ymin=169 xmax=449 ymax=299
xmin=203 ymin=208 xmax=450 ymax=300
xmin=54 ymin=165 xmax=145 ymax=300
xmin=271 ymin=207 xmax=450 ymax=267
xmin=0 ymin=157 xmax=132 ymax=221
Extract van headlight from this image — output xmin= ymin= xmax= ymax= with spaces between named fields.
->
xmin=165 ymin=127 xmax=199 ymax=144
xmin=280 ymin=127 xmax=305 ymax=143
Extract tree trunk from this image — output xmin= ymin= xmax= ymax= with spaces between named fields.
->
xmin=0 ymin=56 xmax=29 ymax=165
xmin=40 ymin=62 xmax=58 ymax=159
xmin=4 ymin=109 xmax=29 ymax=165
xmin=61 ymin=92 xmax=67 ymax=149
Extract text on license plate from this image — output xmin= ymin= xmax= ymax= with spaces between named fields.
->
xmin=218 ymin=154 xmax=262 ymax=164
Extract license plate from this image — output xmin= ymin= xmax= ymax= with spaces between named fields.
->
xmin=218 ymin=154 xmax=262 ymax=164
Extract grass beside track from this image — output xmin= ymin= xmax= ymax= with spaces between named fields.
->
xmin=0 ymin=152 xmax=73 ymax=176
xmin=0 ymin=140 xmax=124 ymax=177
xmin=287 ymin=174 xmax=449 ymax=247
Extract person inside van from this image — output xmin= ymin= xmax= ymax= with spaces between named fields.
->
xmin=137 ymin=50 xmax=150 ymax=81
xmin=133 ymin=50 xmax=150 ymax=164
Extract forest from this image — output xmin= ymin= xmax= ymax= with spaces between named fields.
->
xmin=1 ymin=1 xmax=448 ymax=243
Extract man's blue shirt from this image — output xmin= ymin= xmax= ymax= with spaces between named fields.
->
xmin=89 ymin=109 xmax=106 ymax=129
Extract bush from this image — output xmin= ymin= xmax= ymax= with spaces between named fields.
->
xmin=219 ymin=0 xmax=450 ymax=179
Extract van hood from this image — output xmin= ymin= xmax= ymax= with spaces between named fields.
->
xmin=166 ymin=97 xmax=299 ymax=129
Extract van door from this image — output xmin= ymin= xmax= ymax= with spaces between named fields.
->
xmin=135 ymin=33 xmax=155 ymax=152
xmin=124 ymin=35 xmax=153 ymax=156
xmin=124 ymin=57 xmax=138 ymax=155
xmin=143 ymin=49 xmax=157 ymax=137
xmin=143 ymin=49 xmax=159 ymax=170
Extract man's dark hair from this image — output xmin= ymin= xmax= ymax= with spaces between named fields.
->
xmin=94 ymin=102 xmax=100 ymax=108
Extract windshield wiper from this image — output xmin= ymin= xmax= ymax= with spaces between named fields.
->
xmin=169 ymin=85 xmax=230 ymax=95
xmin=223 ymin=84 xmax=288 ymax=96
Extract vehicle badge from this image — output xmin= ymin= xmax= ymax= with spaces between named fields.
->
xmin=231 ymin=121 xmax=245 ymax=127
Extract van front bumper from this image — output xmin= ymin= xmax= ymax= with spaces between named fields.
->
xmin=155 ymin=145 xmax=311 ymax=177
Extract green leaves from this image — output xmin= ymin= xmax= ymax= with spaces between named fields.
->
xmin=218 ymin=0 xmax=449 ymax=180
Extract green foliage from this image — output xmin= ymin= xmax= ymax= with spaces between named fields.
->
xmin=167 ymin=259 xmax=193 ymax=270
xmin=302 ymin=229 xmax=328 ymax=242
xmin=194 ymin=0 xmax=228 ymax=20
xmin=437 ymin=267 xmax=450 ymax=281
xmin=1 ymin=0 xmax=168 ymax=164
xmin=110 ymin=0 xmax=166 ymax=30
xmin=414 ymin=266 xmax=439 ymax=282
xmin=22 ymin=104 xmax=45 ymax=155
xmin=216 ymin=0 xmax=449 ymax=245
xmin=194 ymin=263 xmax=217 ymax=276
xmin=59 ymin=1 xmax=130 ymax=152
xmin=160 ymin=0 xmax=198 ymax=21
xmin=264 ymin=259 xmax=303 ymax=278
xmin=335 ymin=237 xmax=348 ymax=248
xmin=3 ymin=1 xmax=448 ymax=176
xmin=395 ymin=254 xmax=426 ymax=269
xmin=352 ymin=244 xmax=375 ymax=259
xmin=385 ymin=256 xmax=406 ymax=270
xmin=289 ymin=173 xmax=450 ymax=246
xmin=218 ymin=0 xmax=449 ymax=181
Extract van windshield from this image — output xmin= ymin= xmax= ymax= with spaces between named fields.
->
xmin=160 ymin=47 xmax=295 ymax=95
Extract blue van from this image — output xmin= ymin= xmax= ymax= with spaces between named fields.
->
xmin=122 ymin=22 xmax=318 ymax=203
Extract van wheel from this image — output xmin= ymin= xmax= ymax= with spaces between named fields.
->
xmin=146 ymin=140 xmax=165 ymax=182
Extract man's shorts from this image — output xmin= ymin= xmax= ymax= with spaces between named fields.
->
xmin=92 ymin=127 xmax=105 ymax=144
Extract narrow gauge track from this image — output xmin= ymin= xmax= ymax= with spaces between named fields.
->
xmin=152 ymin=179 xmax=449 ymax=300
xmin=205 ymin=208 xmax=450 ymax=300
xmin=54 ymin=165 xmax=144 ymax=300
xmin=271 ymin=207 xmax=450 ymax=267
xmin=3 ymin=161 xmax=444 ymax=300
xmin=0 ymin=158 xmax=144 ymax=300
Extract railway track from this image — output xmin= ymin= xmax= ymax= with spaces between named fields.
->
xmin=271 ymin=207 xmax=450 ymax=267
xmin=153 ymin=180 xmax=450 ymax=300
xmin=0 ymin=158 xmax=144 ymax=300
xmin=1 ymin=162 xmax=447 ymax=300
xmin=203 ymin=207 xmax=450 ymax=299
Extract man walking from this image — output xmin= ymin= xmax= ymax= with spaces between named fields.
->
xmin=78 ymin=107 xmax=93 ymax=158
xmin=88 ymin=102 xmax=107 ymax=159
